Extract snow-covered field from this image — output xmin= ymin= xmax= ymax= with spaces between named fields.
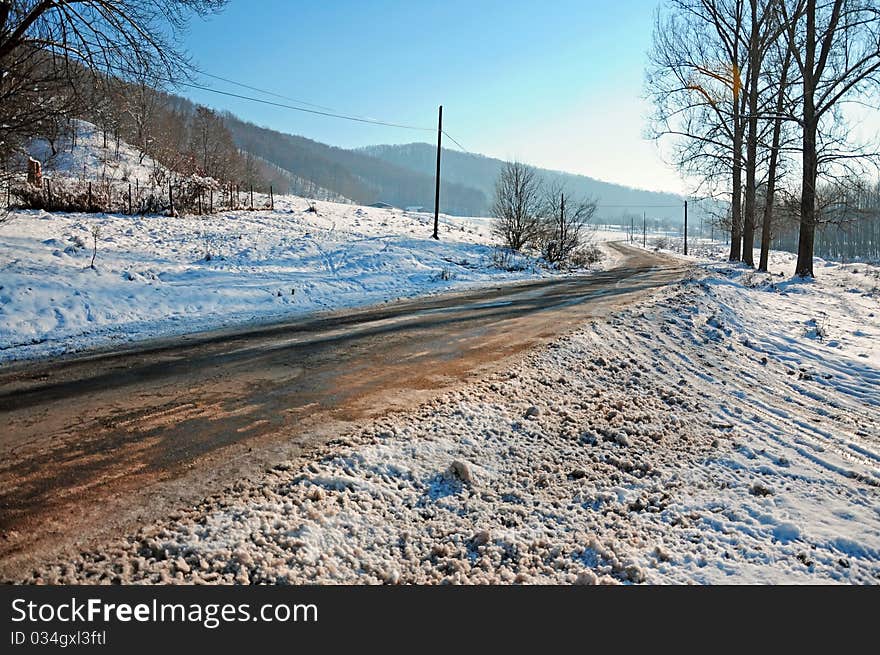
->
xmin=0 ymin=201 xmax=610 ymax=363
xmin=0 ymin=206 xmax=628 ymax=363
xmin=20 ymin=247 xmax=880 ymax=584
xmin=2 ymin=124 xmax=620 ymax=364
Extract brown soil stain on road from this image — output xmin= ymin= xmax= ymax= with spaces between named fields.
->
xmin=0 ymin=243 xmax=687 ymax=578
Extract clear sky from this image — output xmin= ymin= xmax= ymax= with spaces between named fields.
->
xmin=180 ymin=0 xmax=683 ymax=193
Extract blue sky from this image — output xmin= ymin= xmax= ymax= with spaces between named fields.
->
xmin=182 ymin=0 xmax=683 ymax=193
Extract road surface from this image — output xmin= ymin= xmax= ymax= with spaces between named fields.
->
xmin=0 ymin=243 xmax=686 ymax=578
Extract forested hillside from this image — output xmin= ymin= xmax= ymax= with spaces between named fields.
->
xmin=362 ymin=143 xmax=687 ymax=221
xmin=224 ymin=116 xmax=488 ymax=215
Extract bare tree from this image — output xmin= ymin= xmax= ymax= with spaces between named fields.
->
xmin=0 ymin=1 xmax=226 ymax=164
xmin=758 ymin=37 xmax=796 ymax=271
xmin=187 ymin=105 xmax=239 ymax=181
xmin=0 ymin=1 xmax=227 ymax=75
xmin=781 ymin=0 xmax=880 ymax=277
xmin=539 ymin=181 xmax=598 ymax=265
xmin=648 ymin=0 xmax=749 ymax=261
xmin=741 ymin=0 xmax=791 ymax=266
xmin=122 ymin=74 xmax=164 ymax=164
xmin=492 ymin=161 xmax=543 ymax=252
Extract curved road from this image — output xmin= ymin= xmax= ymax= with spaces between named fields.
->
xmin=0 ymin=243 xmax=686 ymax=577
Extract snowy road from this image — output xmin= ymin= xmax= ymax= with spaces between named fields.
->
xmin=0 ymin=243 xmax=685 ymax=578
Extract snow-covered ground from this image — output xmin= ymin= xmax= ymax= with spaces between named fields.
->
xmin=0 ymin=201 xmax=570 ymax=363
xmin=29 ymin=120 xmax=166 ymax=185
xmin=7 ymin=122 xmax=879 ymax=585
xmin=1 ymin=123 xmax=619 ymax=364
xmin=20 ymin=247 xmax=880 ymax=585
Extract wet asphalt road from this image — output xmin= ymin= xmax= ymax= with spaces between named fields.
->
xmin=0 ymin=242 xmax=686 ymax=576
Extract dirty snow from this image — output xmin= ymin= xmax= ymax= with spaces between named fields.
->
xmin=18 ymin=249 xmax=880 ymax=585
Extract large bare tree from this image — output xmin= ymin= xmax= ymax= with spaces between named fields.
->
xmin=0 ymin=1 xmax=226 ymax=162
xmin=648 ymin=0 xmax=749 ymax=262
xmin=781 ymin=0 xmax=880 ymax=277
xmin=758 ymin=37 xmax=796 ymax=271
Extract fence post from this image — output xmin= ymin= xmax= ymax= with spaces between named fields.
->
xmin=88 ymin=182 xmax=92 ymax=211
xmin=198 ymin=190 xmax=202 ymax=215
xmin=128 ymin=183 xmax=132 ymax=215
xmin=270 ymin=185 xmax=274 ymax=210
xmin=209 ymin=188 xmax=213 ymax=214
xmin=250 ymin=185 xmax=254 ymax=210
xmin=46 ymin=180 xmax=52 ymax=210
xmin=169 ymin=181 xmax=174 ymax=215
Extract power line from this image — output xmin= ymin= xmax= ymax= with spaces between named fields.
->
xmin=191 ymin=70 xmax=474 ymax=149
xmin=194 ymin=69 xmax=340 ymax=113
xmin=441 ymin=131 xmax=468 ymax=152
xmin=596 ymin=203 xmax=684 ymax=208
xmin=175 ymin=81 xmax=436 ymax=132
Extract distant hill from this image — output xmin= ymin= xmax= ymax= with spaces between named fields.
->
xmin=361 ymin=143 xmax=686 ymax=222
xmin=223 ymin=115 xmax=687 ymax=220
xmin=224 ymin=116 xmax=487 ymax=215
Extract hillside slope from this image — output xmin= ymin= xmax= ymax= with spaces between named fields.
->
xmin=225 ymin=116 xmax=487 ymax=215
xmin=362 ymin=143 xmax=686 ymax=221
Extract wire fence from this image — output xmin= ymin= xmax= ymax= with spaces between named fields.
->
xmin=4 ymin=174 xmax=277 ymax=217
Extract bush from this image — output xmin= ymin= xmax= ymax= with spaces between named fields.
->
xmin=492 ymin=246 xmax=532 ymax=272
xmin=652 ymin=236 xmax=672 ymax=251
xmin=569 ymin=244 xmax=604 ymax=269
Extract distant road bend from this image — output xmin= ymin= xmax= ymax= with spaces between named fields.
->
xmin=0 ymin=242 xmax=686 ymax=576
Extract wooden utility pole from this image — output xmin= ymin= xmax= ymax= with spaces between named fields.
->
xmin=684 ymin=200 xmax=689 ymax=256
xmin=432 ymin=105 xmax=443 ymax=240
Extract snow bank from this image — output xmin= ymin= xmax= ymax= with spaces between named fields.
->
xmin=20 ymin=251 xmax=879 ymax=584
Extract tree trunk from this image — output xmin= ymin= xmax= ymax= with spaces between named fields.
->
xmin=729 ymin=125 xmax=743 ymax=262
xmin=796 ymin=5 xmax=818 ymax=278
xmin=742 ymin=113 xmax=758 ymax=266
xmin=759 ymin=115 xmax=782 ymax=272
xmin=742 ymin=1 xmax=761 ymax=267
xmin=797 ymin=114 xmax=818 ymax=278
xmin=759 ymin=52 xmax=790 ymax=273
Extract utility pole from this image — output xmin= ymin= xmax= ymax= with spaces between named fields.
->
xmin=630 ymin=215 xmax=634 ymax=243
xmin=432 ymin=105 xmax=443 ymax=240
xmin=643 ymin=212 xmax=646 ymax=248
xmin=684 ymin=200 xmax=689 ymax=256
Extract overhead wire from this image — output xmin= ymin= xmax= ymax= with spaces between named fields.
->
xmin=175 ymin=80 xmax=436 ymax=132
xmin=188 ymin=70 xmax=477 ymax=152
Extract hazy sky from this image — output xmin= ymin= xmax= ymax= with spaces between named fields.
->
xmin=179 ymin=1 xmax=689 ymax=194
